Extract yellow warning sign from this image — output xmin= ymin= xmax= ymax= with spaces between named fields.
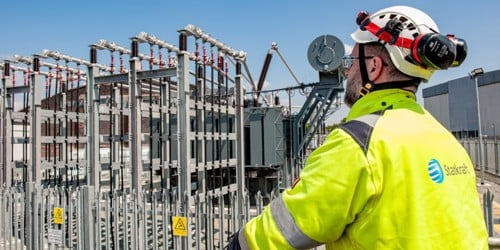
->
xmin=172 ymin=216 xmax=187 ymax=236
xmin=53 ymin=207 xmax=64 ymax=225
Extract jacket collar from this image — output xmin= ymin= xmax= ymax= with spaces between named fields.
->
xmin=345 ymin=89 xmax=420 ymax=122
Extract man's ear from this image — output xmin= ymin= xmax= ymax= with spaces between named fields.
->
xmin=368 ymin=56 xmax=384 ymax=82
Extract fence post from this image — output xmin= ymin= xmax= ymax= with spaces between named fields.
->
xmin=26 ymin=182 xmax=35 ymax=249
xmin=82 ymin=186 xmax=95 ymax=250
xmin=485 ymin=139 xmax=489 ymax=171
xmin=256 ymin=191 xmax=262 ymax=215
xmin=0 ymin=187 xmax=8 ymax=247
xmin=195 ymin=191 xmax=201 ymax=250
xmin=123 ymin=191 xmax=129 ymax=249
xmin=244 ymin=190 xmax=249 ymax=222
xmin=219 ymin=193 xmax=224 ymax=249
xmin=95 ymin=190 xmax=102 ymax=249
xmin=152 ymin=191 xmax=158 ymax=250
xmin=483 ymin=190 xmax=494 ymax=236
xmin=495 ymin=136 xmax=498 ymax=174
xmin=131 ymin=189 xmax=137 ymax=250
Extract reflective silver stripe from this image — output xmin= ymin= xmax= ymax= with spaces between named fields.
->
xmin=356 ymin=113 xmax=380 ymax=126
xmin=340 ymin=113 xmax=381 ymax=154
xmin=238 ymin=227 xmax=250 ymax=250
xmin=271 ymin=195 xmax=321 ymax=249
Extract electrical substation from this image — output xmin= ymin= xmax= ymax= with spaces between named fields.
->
xmin=0 ymin=25 xmax=345 ymax=249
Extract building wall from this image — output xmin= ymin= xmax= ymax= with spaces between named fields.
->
xmin=447 ymin=77 xmax=478 ymax=133
xmin=423 ymin=94 xmax=450 ymax=129
xmin=423 ymin=69 xmax=500 ymax=137
xmin=480 ymin=83 xmax=500 ymax=136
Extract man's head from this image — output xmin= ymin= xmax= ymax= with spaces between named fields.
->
xmin=343 ymin=5 xmax=467 ymax=107
xmin=351 ymin=6 xmax=441 ymax=81
xmin=343 ymin=42 xmax=413 ymax=107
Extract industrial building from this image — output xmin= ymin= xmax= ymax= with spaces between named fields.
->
xmin=423 ymin=69 xmax=500 ymax=138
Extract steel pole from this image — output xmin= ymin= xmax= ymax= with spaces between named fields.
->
xmin=475 ymin=76 xmax=484 ymax=185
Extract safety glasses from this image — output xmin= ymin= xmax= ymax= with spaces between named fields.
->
xmin=342 ymin=55 xmax=374 ymax=69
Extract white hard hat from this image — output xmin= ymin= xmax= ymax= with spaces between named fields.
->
xmin=351 ymin=6 xmax=439 ymax=81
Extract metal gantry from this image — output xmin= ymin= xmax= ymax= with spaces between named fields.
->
xmin=0 ymin=25 xmax=246 ymax=249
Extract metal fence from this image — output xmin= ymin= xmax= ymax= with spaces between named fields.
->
xmin=0 ymin=24 xmax=254 ymax=249
xmin=0 ymin=184 xmax=276 ymax=249
xmin=460 ymin=137 xmax=500 ymax=248
xmin=461 ymin=137 xmax=499 ymax=174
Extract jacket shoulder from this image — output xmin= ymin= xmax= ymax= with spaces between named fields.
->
xmin=339 ymin=113 xmax=382 ymax=154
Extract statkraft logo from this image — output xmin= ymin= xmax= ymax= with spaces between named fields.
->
xmin=427 ymin=159 xmax=444 ymax=184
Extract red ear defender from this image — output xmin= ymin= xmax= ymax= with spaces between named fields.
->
xmin=411 ymin=34 xmax=426 ymax=65
xmin=448 ymin=35 xmax=467 ymax=67
xmin=354 ymin=10 xmax=468 ymax=70
xmin=410 ymin=33 xmax=466 ymax=70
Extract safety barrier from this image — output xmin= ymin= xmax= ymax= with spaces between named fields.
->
xmin=0 ymin=185 xmax=277 ymax=249
xmin=461 ymin=137 xmax=499 ymax=174
xmin=461 ymin=138 xmax=500 ymax=247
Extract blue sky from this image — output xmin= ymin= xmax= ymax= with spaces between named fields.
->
xmin=2 ymin=0 xmax=499 ymax=123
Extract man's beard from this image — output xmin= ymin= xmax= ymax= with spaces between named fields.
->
xmin=343 ymin=78 xmax=361 ymax=107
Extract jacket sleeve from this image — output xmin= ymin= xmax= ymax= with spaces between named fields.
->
xmin=239 ymin=128 xmax=379 ymax=249
xmin=228 ymin=231 xmax=241 ymax=250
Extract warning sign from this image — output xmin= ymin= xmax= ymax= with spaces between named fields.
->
xmin=53 ymin=207 xmax=64 ymax=225
xmin=172 ymin=216 xmax=187 ymax=236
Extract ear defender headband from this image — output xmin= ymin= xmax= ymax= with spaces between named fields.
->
xmin=356 ymin=11 xmax=468 ymax=70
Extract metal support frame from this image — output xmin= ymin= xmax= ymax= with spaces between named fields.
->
xmin=235 ymin=61 xmax=245 ymax=228
xmin=278 ymin=69 xmax=344 ymax=188
xmin=177 ymin=37 xmax=191 ymax=249
xmin=29 ymin=69 xmax=43 ymax=184
xmin=129 ymin=54 xmax=145 ymax=247
xmin=160 ymin=69 xmax=172 ymax=191
xmin=292 ymin=81 xmax=342 ymax=175
xmin=2 ymin=71 xmax=12 ymax=185
xmin=0 ymin=71 xmax=3 ymax=184
xmin=0 ymin=26 xmax=247 ymax=249
xmin=87 ymin=65 xmax=100 ymax=188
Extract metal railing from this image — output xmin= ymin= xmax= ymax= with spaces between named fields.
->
xmin=0 ymin=185 xmax=276 ymax=249
xmin=461 ymin=137 xmax=499 ymax=174
xmin=461 ymin=138 xmax=500 ymax=248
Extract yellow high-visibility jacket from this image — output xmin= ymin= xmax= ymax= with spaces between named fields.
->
xmin=236 ymin=89 xmax=488 ymax=249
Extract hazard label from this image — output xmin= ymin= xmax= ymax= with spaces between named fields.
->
xmin=172 ymin=216 xmax=187 ymax=236
xmin=53 ymin=207 xmax=64 ymax=225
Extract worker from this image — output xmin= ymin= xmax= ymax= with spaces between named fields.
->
xmin=229 ymin=5 xmax=489 ymax=249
